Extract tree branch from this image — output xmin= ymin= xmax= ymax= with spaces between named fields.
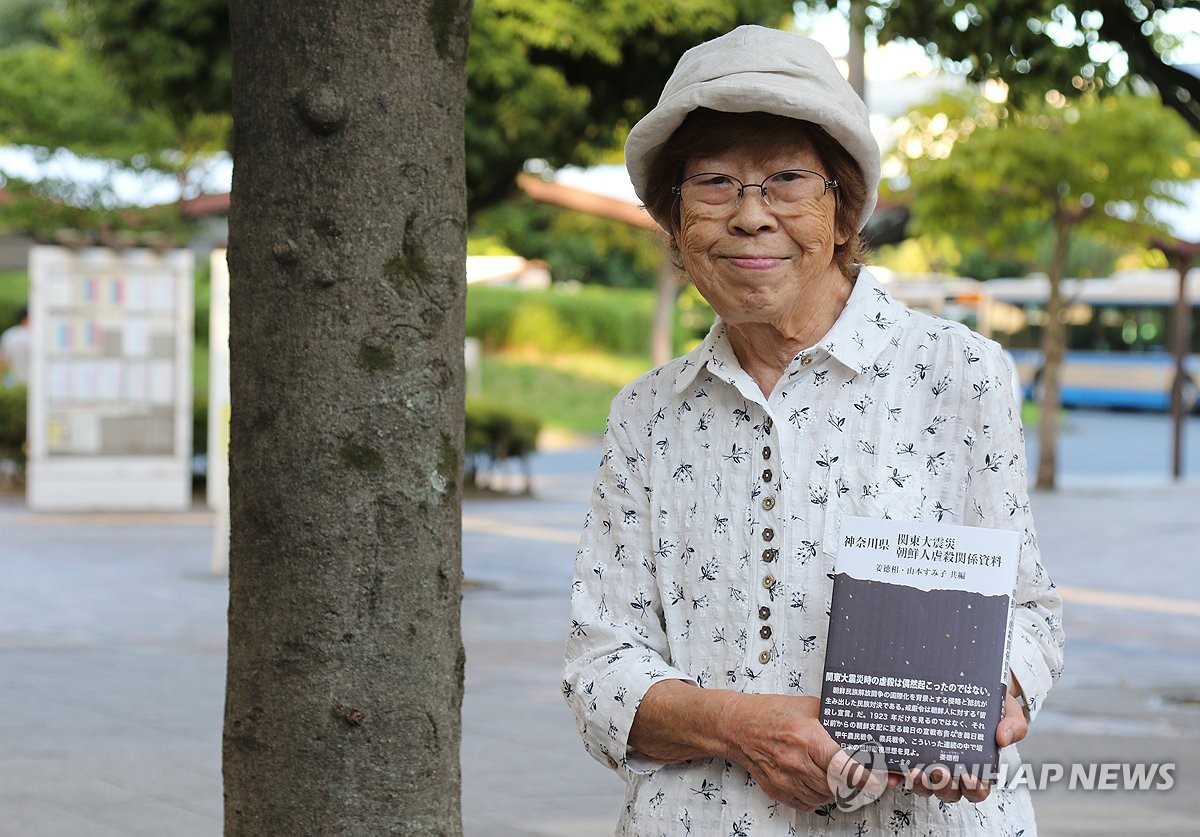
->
xmin=1096 ymin=0 xmax=1200 ymax=133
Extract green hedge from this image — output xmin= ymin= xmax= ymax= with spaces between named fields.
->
xmin=466 ymin=283 xmax=716 ymax=357
xmin=467 ymin=284 xmax=658 ymax=356
xmin=0 ymin=385 xmax=26 ymax=465
xmin=0 ymin=271 xmax=29 ymax=335
xmin=464 ymin=398 xmax=540 ymax=491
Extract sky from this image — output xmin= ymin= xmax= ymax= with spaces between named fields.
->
xmin=0 ymin=146 xmax=232 ymax=208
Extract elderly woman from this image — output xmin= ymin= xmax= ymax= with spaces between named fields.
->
xmin=562 ymin=25 xmax=1064 ymax=835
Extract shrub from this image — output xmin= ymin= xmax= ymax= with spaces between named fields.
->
xmin=466 ymin=282 xmax=718 ymax=358
xmin=0 ymin=385 xmax=27 ymax=466
xmin=193 ymin=393 xmax=208 ymax=457
xmin=0 ymin=271 xmax=29 ymax=335
xmin=506 ymin=301 xmax=585 ymax=354
xmin=465 ymin=399 xmax=540 ymax=493
xmin=467 ymin=284 xmax=660 ymax=356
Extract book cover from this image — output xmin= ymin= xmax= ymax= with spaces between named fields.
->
xmin=819 ymin=516 xmax=1019 ymax=775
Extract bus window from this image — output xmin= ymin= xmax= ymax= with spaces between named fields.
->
xmin=991 ymin=302 xmax=1043 ymax=349
xmin=1138 ymin=314 xmax=1164 ymax=351
xmin=1096 ymin=306 xmax=1123 ymax=350
xmin=1129 ymin=307 xmax=1167 ymax=353
xmin=980 ymin=271 xmax=1200 ymax=412
xmin=1064 ymin=303 xmax=1094 ymax=351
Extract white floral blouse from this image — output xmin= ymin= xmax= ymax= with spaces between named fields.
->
xmin=562 ymin=269 xmax=1065 ymax=836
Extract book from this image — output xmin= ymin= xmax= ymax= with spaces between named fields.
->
xmin=819 ymin=516 xmax=1019 ymax=777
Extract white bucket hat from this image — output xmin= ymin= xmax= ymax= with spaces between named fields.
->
xmin=624 ymin=25 xmax=881 ymax=233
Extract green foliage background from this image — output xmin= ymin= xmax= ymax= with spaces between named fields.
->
xmin=894 ymin=90 xmax=1199 ymax=267
xmin=0 ymin=269 xmax=28 ymax=330
xmin=470 ymin=195 xmax=663 ymax=288
xmin=466 ymin=283 xmax=712 ymax=356
xmin=2 ymin=0 xmax=1198 ymax=449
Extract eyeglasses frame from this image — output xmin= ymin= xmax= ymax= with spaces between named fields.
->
xmin=671 ymin=168 xmax=840 ymax=211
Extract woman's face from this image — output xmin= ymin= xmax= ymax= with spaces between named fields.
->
xmin=676 ymin=139 xmax=849 ymax=338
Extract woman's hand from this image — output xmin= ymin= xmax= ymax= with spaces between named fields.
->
xmin=996 ymin=681 xmax=1030 ymax=750
xmin=720 ymin=693 xmax=860 ymax=811
xmin=630 ymin=682 xmax=867 ymax=812
xmin=906 ymin=681 xmax=1029 ymax=804
xmin=630 ymin=678 xmax=1031 ymax=811
xmin=904 ymin=762 xmax=990 ymax=804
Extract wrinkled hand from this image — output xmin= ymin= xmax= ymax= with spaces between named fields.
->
xmin=722 ymin=694 xmax=877 ymax=811
xmin=906 ymin=687 xmax=1029 ymax=804
xmin=997 ymin=685 xmax=1030 ymax=750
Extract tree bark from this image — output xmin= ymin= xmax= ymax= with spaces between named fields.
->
xmin=1164 ymin=247 xmax=1198 ymax=480
xmin=1034 ymin=216 xmax=1070 ymax=491
xmin=847 ymin=0 xmax=867 ymax=101
xmin=650 ymin=249 xmax=679 ymax=367
xmin=224 ymin=3 xmax=472 ymax=835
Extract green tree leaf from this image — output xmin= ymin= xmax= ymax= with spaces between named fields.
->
xmin=875 ymin=0 xmax=1200 ymax=134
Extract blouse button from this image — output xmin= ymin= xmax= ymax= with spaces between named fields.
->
xmin=759 ymin=625 xmax=772 ymax=640
xmin=762 ymin=574 xmax=776 ymax=589
xmin=761 ymin=548 xmax=776 ymax=563
xmin=758 ymin=606 xmax=771 ymax=620
xmin=758 ymin=650 xmax=772 ymax=665
xmin=605 ymin=755 xmax=619 ymax=769
xmin=762 ymin=469 xmax=773 ymax=482
xmin=762 ymin=528 xmax=775 ymax=542
xmin=801 ymin=355 xmax=814 ymax=366
xmin=762 ymin=496 xmax=775 ymax=511
xmin=762 ymin=446 xmax=772 ymax=460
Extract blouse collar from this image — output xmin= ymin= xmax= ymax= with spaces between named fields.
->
xmin=672 ymin=268 xmax=906 ymax=395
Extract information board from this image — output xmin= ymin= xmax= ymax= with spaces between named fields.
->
xmin=27 ymin=246 xmax=194 ymax=511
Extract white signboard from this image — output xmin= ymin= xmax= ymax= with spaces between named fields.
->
xmin=27 ymin=246 xmax=194 ymax=511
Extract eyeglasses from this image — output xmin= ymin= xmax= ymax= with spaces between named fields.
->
xmin=673 ymin=169 xmax=838 ymax=212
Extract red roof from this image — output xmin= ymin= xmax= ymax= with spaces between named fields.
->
xmin=180 ymin=192 xmax=230 ymax=218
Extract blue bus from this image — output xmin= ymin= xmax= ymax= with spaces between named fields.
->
xmin=980 ymin=271 xmax=1200 ymax=412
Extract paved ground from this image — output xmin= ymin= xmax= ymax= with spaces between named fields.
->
xmin=2 ymin=410 xmax=1200 ymax=836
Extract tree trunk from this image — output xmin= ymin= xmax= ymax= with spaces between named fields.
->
xmin=847 ymin=0 xmax=868 ymax=101
xmin=1034 ymin=217 xmax=1070 ymax=490
xmin=650 ymin=248 xmax=679 ymax=366
xmin=224 ymin=3 xmax=472 ymax=835
xmin=1167 ymin=251 xmax=1195 ymax=480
